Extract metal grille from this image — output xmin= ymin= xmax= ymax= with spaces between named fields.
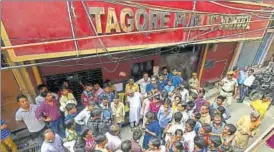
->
xmin=44 ymin=68 xmax=103 ymax=102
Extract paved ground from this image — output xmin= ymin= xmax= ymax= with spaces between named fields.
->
xmin=120 ymin=94 xmax=274 ymax=151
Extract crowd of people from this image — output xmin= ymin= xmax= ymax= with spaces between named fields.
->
xmin=0 ymin=67 xmax=273 ymax=152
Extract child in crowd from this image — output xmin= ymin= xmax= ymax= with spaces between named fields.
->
xmin=220 ymin=124 xmax=237 ymax=152
xmin=100 ymin=97 xmax=112 ymax=121
xmin=147 ymin=138 xmax=165 ymax=152
xmin=94 ymin=134 xmax=108 ymax=152
xmin=208 ymin=135 xmax=222 ymax=152
xmin=183 ymin=119 xmax=197 ymax=152
xmin=165 ymin=112 xmax=184 ymax=143
xmin=81 ymin=82 xmax=94 ymax=107
xmin=63 ymin=119 xmax=78 ymax=152
xmin=191 ymin=111 xmax=202 ymax=135
xmin=193 ymin=136 xmax=207 ymax=152
xmin=166 ymin=129 xmax=184 ymax=152
xmin=74 ymin=128 xmax=96 ymax=152
xmin=172 ymin=96 xmax=181 ymax=113
xmin=215 ymin=106 xmax=228 ymax=123
xmin=59 ymin=86 xmax=77 ymax=116
xmin=149 ymin=95 xmax=162 ymax=114
xmin=65 ymin=103 xmax=81 ymax=134
xmin=198 ymin=123 xmax=212 ymax=145
xmin=186 ymin=101 xmax=195 ymax=118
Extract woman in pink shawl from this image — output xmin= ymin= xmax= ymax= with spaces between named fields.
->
xmin=266 ymin=129 xmax=274 ymax=149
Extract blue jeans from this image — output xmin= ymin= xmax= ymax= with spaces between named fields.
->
xmin=49 ymin=117 xmax=65 ymax=137
xmin=239 ymin=84 xmax=248 ymax=102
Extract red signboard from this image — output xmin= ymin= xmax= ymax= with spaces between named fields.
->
xmin=1 ymin=1 xmax=272 ymax=61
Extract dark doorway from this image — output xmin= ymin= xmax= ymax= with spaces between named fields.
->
xmin=131 ymin=60 xmax=154 ymax=81
xmin=43 ymin=68 xmax=103 ymax=102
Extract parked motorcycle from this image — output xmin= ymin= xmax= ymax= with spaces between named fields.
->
xmin=249 ymin=62 xmax=274 ymax=101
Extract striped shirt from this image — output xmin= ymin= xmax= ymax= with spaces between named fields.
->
xmin=16 ymin=104 xmax=46 ymax=133
xmin=1 ymin=120 xmax=10 ymax=140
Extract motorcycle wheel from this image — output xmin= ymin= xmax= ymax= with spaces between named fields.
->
xmin=249 ymin=90 xmax=264 ymax=101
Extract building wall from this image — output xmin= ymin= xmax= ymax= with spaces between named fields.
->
xmin=1 ymin=70 xmax=25 ymax=131
xmin=236 ymin=40 xmax=262 ymax=68
xmin=37 ymin=53 xmax=161 ymax=84
xmin=201 ymin=42 xmax=238 ymax=85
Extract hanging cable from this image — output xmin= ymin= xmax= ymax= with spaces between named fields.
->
xmin=66 ymin=1 xmax=80 ymax=57
xmin=81 ymin=1 xmax=122 ymax=73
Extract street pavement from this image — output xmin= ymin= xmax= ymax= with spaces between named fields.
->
xmin=120 ymin=96 xmax=274 ymax=151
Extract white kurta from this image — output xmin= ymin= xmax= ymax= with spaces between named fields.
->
xmin=127 ymin=92 xmax=142 ymax=123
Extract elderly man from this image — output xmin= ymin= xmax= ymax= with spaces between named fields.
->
xmin=126 ymin=90 xmax=142 ymax=128
xmin=105 ymin=124 xmax=122 ymax=152
xmin=41 ymin=129 xmax=65 ymax=152
xmin=219 ymin=71 xmax=238 ymax=107
xmin=189 ymin=72 xmax=200 ymax=94
xmin=232 ymin=111 xmax=261 ymax=152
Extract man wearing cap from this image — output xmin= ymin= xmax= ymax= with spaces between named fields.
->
xmin=232 ymin=111 xmax=261 ymax=152
xmin=219 ymin=71 xmax=238 ymax=107
xmin=189 ymin=72 xmax=200 ymax=94
xmin=125 ymin=77 xmax=140 ymax=93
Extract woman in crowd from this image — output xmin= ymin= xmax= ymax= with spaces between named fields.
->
xmin=143 ymin=111 xmax=161 ymax=150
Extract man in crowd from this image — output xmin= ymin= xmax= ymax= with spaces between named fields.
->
xmin=137 ymin=72 xmax=151 ymax=95
xmin=146 ymin=76 xmax=158 ymax=93
xmin=15 ymin=94 xmax=46 ymax=142
xmin=98 ymin=84 xmax=115 ymax=103
xmin=41 ymin=129 xmax=65 ymax=152
xmin=125 ymin=77 xmax=140 ymax=93
xmin=189 ymin=72 xmax=200 ymax=94
xmin=93 ymin=82 xmax=104 ymax=103
xmin=35 ymin=91 xmax=65 ymax=137
xmin=35 ymin=84 xmax=59 ymax=106
xmin=232 ymin=111 xmax=261 ymax=152
xmin=75 ymin=102 xmax=96 ymax=127
xmin=81 ymin=82 xmax=94 ymax=107
xmin=126 ymin=90 xmax=142 ymax=129
xmin=219 ymin=71 xmax=238 ymax=107
xmin=238 ymin=68 xmax=256 ymax=103
xmin=1 ymin=120 xmax=17 ymax=152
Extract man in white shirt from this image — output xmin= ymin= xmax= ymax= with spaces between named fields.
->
xmin=136 ymin=72 xmax=151 ymax=95
xmin=15 ymin=95 xmax=46 ymax=143
xmin=105 ymin=124 xmax=122 ymax=152
xmin=238 ymin=68 xmax=255 ymax=103
xmin=74 ymin=102 xmax=96 ymax=127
